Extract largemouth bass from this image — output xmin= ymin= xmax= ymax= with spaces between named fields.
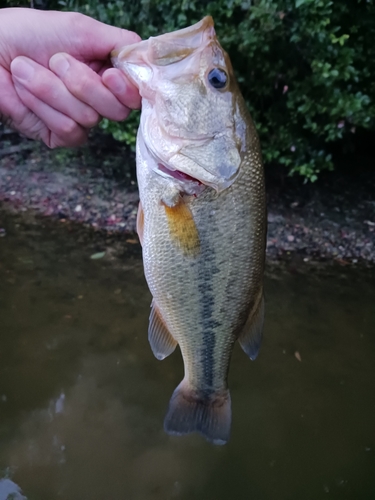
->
xmin=112 ymin=16 xmax=266 ymax=445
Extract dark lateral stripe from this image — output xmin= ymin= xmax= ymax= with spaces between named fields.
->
xmin=198 ymin=233 xmax=221 ymax=391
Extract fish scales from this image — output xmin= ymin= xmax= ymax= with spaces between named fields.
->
xmin=113 ymin=16 xmax=266 ymax=444
xmin=139 ymin=136 xmax=265 ymax=390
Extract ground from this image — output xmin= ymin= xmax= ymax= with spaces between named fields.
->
xmin=1 ymin=125 xmax=374 ymax=265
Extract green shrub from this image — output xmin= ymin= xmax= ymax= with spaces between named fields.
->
xmin=8 ymin=0 xmax=375 ymax=180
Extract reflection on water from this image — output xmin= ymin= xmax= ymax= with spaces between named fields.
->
xmin=0 ymin=210 xmax=375 ymax=500
xmin=0 ymin=478 xmax=26 ymax=500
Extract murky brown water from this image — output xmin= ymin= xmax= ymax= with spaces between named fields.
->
xmin=1 ymin=210 xmax=375 ymax=500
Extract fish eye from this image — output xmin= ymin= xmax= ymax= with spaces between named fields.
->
xmin=208 ymin=68 xmax=228 ymax=90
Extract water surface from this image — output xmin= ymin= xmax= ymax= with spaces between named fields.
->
xmin=0 ymin=210 xmax=374 ymax=500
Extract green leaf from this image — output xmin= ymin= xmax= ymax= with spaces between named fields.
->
xmin=51 ymin=0 xmax=375 ymax=182
xmin=295 ymin=0 xmax=309 ymax=7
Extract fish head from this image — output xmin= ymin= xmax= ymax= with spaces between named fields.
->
xmin=112 ymin=17 xmax=246 ymax=194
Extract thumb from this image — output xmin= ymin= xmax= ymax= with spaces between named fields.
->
xmin=73 ymin=14 xmax=141 ymax=61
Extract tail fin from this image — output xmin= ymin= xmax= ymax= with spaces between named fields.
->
xmin=164 ymin=380 xmax=231 ymax=445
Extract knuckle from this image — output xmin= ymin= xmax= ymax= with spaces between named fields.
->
xmin=59 ymin=118 xmax=78 ymax=137
xmin=22 ymin=74 xmax=58 ymax=102
xmin=102 ymin=104 xmax=129 ymax=122
xmin=127 ymin=31 xmax=142 ymax=44
xmin=71 ymin=129 xmax=88 ymax=147
xmin=33 ymin=79 xmax=53 ymax=98
xmin=18 ymin=112 xmax=44 ymax=138
xmin=65 ymin=12 xmax=87 ymax=33
xmin=53 ymin=127 xmax=88 ymax=148
xmin=114 ymin=106 xmax=131 ymax=122
xmin=69 ymin=75 xmax=92 ymax=99
xmin=80 ymin=108 xmax=100 ymax=128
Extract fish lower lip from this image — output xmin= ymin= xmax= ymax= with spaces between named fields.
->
xmin=157 ymin=163 xmax=203 ymax=186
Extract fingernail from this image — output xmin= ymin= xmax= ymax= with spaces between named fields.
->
xmin=11 ymin=58 xmax=35 ymax=82
xmin=108 ymin=75 xmax=126 ymax=94
xmin=50 ymin=53 xmax=70 ymax=77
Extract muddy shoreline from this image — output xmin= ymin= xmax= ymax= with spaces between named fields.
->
xmin=0 ymin=128 xmax=374 ymax=266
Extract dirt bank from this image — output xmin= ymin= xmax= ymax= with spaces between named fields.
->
xmin=1 ymin=127 xmax=374 ymax=265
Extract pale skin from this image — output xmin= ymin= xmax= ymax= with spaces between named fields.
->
xmin=0 ymin=8 xmax=141 ymax=148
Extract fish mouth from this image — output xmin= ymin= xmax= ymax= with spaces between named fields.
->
xmin=149 ymin=129 xmax=237 ymax=194
xmin=112 ymin=16 xmax=215 ymax=67
xmin=156 ymin=163 xmax=206 ymax=196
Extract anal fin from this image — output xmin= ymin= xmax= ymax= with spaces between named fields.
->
xmin=148 ymin=301 xmax=177 ymax=360
xmin=238 ymin=293 xmax=265 ymax=361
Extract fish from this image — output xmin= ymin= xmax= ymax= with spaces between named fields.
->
xmin=112 ymin=16 xmax=266 ymax=445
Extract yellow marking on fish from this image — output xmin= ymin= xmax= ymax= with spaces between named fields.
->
xmin=136 ymin=201 xmax=144 ymax=246
xmin=164 ymin=200 xmax=200 ymax=256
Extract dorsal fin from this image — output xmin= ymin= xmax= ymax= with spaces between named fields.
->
xmin=148 ymin=301 xmax=177 ymax=360
xmin=238 ymin=293 xmax=265 ymax=361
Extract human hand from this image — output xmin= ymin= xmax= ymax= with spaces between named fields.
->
xmin=0 ymin=8 xmax=141 ymax=147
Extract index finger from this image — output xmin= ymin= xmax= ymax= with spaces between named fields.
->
xmin=49 ymin=53 xmax=131 ymax=121
xmin=102 ymin=68 xmax=141 ymax=110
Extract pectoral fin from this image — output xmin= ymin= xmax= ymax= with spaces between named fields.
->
xmin=238 ymin=294 xmax=265 ymax=361
xmin=148 ymin=301 xmax=177 ymax=360
xmin=136 ymin=201 xmax=144 ymax=246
